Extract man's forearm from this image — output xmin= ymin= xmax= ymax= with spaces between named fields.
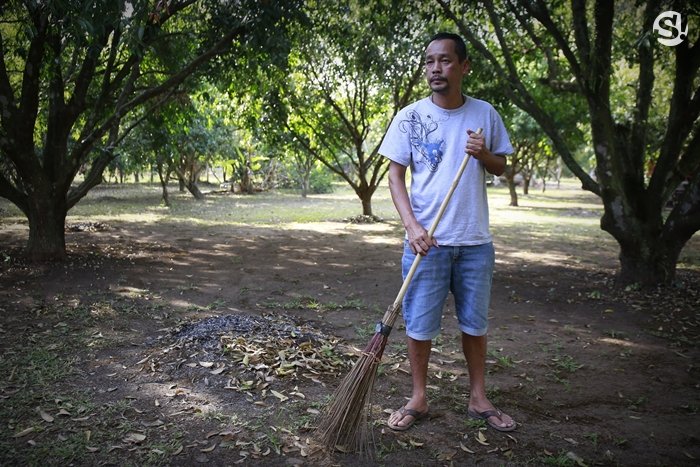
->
xmin=388 ymin=163 xmax=419 ymax=231
xmin=479 ymin=151 xmax=506 ymax=176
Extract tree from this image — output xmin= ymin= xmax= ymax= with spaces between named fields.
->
xmin=437 ymin=0 xmax=700 ymax=286
xmin=502 ymin=108 xmax=560 ymax=206
xmin=278 ymin=0 xmax=433 ymax=216
xmin=0 ymin=0 xmax=301 ymax=260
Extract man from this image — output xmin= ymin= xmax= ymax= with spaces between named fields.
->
xmin=379 ymin=32 xmax=516 ymax=432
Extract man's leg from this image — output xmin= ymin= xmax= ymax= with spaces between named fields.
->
xmin=387 ymin=337 xmax=431 ymax=428
xmin=389 ymin=243 xmax=449 ymax=429
xmin=462 ymin=332 xmax=515 ymax=430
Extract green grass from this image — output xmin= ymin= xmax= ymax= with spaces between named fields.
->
xmin=50 ymin=181 xmax=402 ymax=225
xmin=5 ymin=179 xmax=698 ymax=272
xmin=260 ymin=296 xmax=366 ymax=313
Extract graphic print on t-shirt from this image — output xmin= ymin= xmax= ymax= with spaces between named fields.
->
xmin=398 ymin=110 xmax=445 ymax=172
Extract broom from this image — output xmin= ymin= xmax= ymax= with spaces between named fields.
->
xmin=314 ymin=129 xmax=484 ymax=455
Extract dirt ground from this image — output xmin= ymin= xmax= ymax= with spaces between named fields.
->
xmin=1 ymin=210 xmax=699 ymax=466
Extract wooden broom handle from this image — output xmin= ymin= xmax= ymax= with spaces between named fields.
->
xmin=383 ymin=128 xmax=483 ymax=322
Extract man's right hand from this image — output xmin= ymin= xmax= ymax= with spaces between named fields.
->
xmin=389 ymin=161 xmax=439 ymax=256
xmin=406 ymin=221 xmax=438 ymax=256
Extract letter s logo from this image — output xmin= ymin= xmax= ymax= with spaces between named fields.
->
xmin=653 ymin=11 xmax=688 ymax=47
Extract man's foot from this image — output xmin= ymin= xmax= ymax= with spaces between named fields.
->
xmin=387 ymin=406 xmax=429 ymax=431
xmin=467 ymin=406 xmax=517 ymax=432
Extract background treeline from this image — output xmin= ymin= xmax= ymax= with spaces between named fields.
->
xmin=0 ymin=0 xmax=698 ymax=286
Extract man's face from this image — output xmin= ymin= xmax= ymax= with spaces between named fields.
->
xmin=424 ymin=39 xmax=470 ymax=94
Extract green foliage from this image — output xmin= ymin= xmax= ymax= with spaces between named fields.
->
xmin=437 ymin=0 xmax=700 ymax=285
xmin=270 ymin=0 xmax=440 ymax=212
xmin=0 ymin=0 xmax=306 ymax=258
xmin=308 ymin=165 xmax=336 ymax=194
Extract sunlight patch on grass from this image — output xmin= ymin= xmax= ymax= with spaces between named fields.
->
xmin=498 ymin=250 xmax=574 ymax=266
xmin=3 ymin=180 xmax=696 ymax=272
xmin=68 ymin=212 xmax=166 ymax=224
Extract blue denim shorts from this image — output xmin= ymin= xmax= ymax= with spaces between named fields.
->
xmin=401 ymin=241 xmax=495 ymax=340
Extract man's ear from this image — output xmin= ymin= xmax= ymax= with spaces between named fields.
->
xmin=462 ymin=59 xmax=471 ymax=76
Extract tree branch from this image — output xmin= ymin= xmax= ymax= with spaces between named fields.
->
xmin=570 ymin=0 xmax=591 ymax=74
xmin=73 ymin=25 xmax=246 ymax=165
xmin=630 ymin=1 xmax=661 ymax=166
xmin=518 ymin=0 xmax=585 ymax=86
xmin=436 ymin=0 xmax=600 ymax=195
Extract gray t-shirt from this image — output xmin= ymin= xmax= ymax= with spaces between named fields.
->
xmin=379 ymin=95 xmax=512 ymax=246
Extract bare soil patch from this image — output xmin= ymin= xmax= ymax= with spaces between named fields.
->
xmin=1 ymin=212 xmax=698 ymax=466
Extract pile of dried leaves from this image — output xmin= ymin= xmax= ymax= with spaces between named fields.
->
xmin=342 ymin=214 xmax=383 ymax=224
xmin=147 ymin=313 xmax=356 ymax=401
xmin=65 ymin=221 xmax=111 ymax=232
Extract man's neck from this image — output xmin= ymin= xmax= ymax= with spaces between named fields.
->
xmin=430 ymin=92 xmax=465 ymax=110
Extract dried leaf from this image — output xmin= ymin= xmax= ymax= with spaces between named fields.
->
xmin=566 ymin=451 xmax=586 ymax=466
xmin=476 ymin=431 xmax=489 ymax=446
xmin=199 ymin=361 xmax=214 ymax=368
xmin=39 ymin=409 xmax=54 ymax=423
xmin=200 ymin=443 xmax=217 ymax=453
xmin=13 ymin=427 xmax=35 ymax=438
xmin=142 ymin=419 xmax=165 ymax=427
xmin=437 ymin=449 xmax=457 ymax=461
xmin=270 ymin=390 xmax=289 ymax=402
xmin=459 ymin=442 xmax=475 ymax=453
xmin=123 ymin=432 xmax=146 ymax=444
xmin=136 ymin=356 xmax=150 ymax=365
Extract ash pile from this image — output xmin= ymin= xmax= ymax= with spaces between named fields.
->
xmin=142 ymin=313 xmax=355 ymax=398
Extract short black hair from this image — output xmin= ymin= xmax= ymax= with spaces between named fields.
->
xmin=429 ymin=32 xmax=468 ymax=62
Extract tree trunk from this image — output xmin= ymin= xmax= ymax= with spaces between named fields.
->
xmin=504 ymin=167 xmax=518 ymax=206
xmin=301 ymin=174 xmax=309 ymax=198
xmin=599 ymin=185 xmax=680 ymax=286
xmin=355 ymin=180 xmax=375 ymax=216
xmin=507 ymin=180 xmax=518 ymax=207
xmin=156 ymin=162 xmax=171 ymax=207
xmin=616 ymin=233 xmax=681 ymax=286
xmin=522 ymin=175 xmax=530 ymax=195
xmin=361 ymin=196 xmax=373 ymax=216
xmin=603 ymin=179 xmax=700 ymax=286
xmin=185 ymin=180 xmax=205 ymax=200
xmin=26 ymin=194 xmax=68 ymax=261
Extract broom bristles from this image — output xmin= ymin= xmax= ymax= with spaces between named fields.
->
xmin=314 ymin=331 xmax=388 ymax=455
